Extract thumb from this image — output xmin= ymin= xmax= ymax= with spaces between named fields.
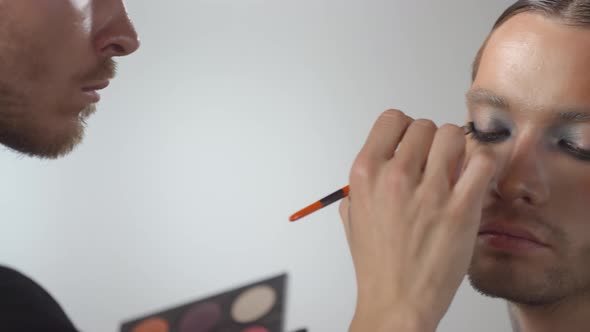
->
xmin=452 ymin=147 xmax=497 ymax=216
xmin=339 ymin=198 xmax=352 ymax=243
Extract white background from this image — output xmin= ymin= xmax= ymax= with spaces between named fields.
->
xmin=0 ymin=1 xmax=515 ymax=331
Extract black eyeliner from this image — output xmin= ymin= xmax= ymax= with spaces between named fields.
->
xmin=465 ymin=121 xmax=511 ymax=143
xmin=559 ymin=140 xmax=590 ymax=161
xmin=463 ymin=121 xmax=475 ymax=135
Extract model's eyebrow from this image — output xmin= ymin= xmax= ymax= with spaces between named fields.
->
xmin=466 ymin=88 xmax=509 ymax=110
xmin=466 ymin=88 xmax=590 ymax=123
xmin=555 ymin=108 xmax=590 ymax=123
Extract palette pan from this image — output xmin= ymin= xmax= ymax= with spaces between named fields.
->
xmin=121 ymin=274 xmax=287 ymax=332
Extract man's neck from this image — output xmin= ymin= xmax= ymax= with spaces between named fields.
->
xmin=509 ymin=305 xmax=522 ymax=332
xmin=508 ymin=295 xmax=590 ymax=332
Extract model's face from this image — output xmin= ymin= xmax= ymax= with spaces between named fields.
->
xmin=0 ymin=0 xmax=139 ymax=158
xmin=467 ymin=12 xmax=590 ymax=306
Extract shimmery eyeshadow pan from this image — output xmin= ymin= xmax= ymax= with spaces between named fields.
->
xmin=241 ymin=326 xmax=269 ymax=332
xmin=179 ymin=302 xmax=221 ymax=332
xmin=130 ymin=317 xmax=169 ymax=332
xmin=231 ymin=285 xmax=277 ymax=323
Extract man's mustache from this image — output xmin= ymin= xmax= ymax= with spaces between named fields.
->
xmin=81 ymin=59 xmax=117 ymax=82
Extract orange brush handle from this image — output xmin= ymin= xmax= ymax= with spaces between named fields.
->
xmin=289 ymin=185 xmax=350 ymax=222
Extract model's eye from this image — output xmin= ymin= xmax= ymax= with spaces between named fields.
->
xmin=559 ymin=140 xmax=590 ymax=161
xmin=466 ymin=121 xmax=511 ymax=143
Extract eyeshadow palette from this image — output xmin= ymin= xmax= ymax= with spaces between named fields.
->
xmin=121 ymin=274 xmax=287 ymax=332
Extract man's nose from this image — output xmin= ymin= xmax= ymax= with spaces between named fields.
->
xmin=492 ymin=138 xmax=550 ymax=207
xmin=93 ymin=1 xmax=140 ymax=58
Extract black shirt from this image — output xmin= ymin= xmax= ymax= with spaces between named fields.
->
xmin=0 ymin=266 xmax=78 ymax=331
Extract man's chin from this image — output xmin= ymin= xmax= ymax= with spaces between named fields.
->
xmin=79 ymin=103 xmax=96 ymax=122
xmin=0 ymin=117 xmax=86 ymax=159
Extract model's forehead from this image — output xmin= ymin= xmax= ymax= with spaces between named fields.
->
xmin=474 ymin=13 xmax=590 ymax=111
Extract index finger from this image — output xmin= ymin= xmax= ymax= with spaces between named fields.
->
xmin=358 ymin=109 xmax=413 ymax=164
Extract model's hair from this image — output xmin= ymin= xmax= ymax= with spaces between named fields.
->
xmin=472 ymin=0 xmax=590 ymax=81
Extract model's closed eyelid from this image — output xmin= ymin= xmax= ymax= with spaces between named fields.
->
xmin=468 ymin=112 xmax=513 ymax=131
xmin=468 ymin=121 xmax=590 ymax=162
xmin=466 ymin=121 xmax=511 ymax=144
xmin=558 ymin=140 xmax=590 ymax=161
xmin=467 ymin=101 xmax=514 ymax=128
xmin=555 ymin=128 xmax=590 ymax=149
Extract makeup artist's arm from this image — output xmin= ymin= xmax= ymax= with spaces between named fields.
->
xmin=339 ymin=110 xmax=497 ymax=332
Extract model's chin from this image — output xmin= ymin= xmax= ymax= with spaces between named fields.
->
xmin=468 ymin=251 xmax=572 ymax=306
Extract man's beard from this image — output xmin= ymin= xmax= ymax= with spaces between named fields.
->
xmin=0 ymin=59 xmax=113 ymax=159
xmin=0 ymin=97 xmax=96 ymax=159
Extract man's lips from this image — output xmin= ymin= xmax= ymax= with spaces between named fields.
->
xmin=82 ymin=80 xmax=110 ymax=92
xmin=478 ymin=223 xmax=548 ymax=247
xmin=81 ymin=81 xmax=109 ymax=103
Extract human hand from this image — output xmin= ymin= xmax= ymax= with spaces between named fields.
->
xmin=340 ymin=110 xmax=497 ymax=332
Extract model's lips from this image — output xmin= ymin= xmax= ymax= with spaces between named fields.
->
xmin=478 ymin=223 xmax=549 ymax=247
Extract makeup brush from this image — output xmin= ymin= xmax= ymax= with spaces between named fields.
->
xmin=289 ymin=123 xmax=473 ymax=222
xmin=289 ymin=186 xmax=349 ymax=222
